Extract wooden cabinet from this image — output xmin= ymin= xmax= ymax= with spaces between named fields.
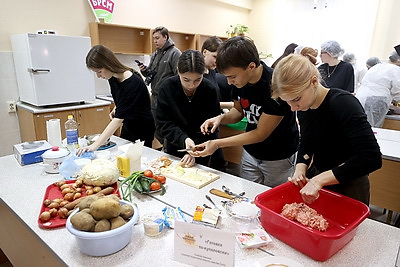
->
xmin=382 ymin=118 xmax=400 ymax=131
xmin=18 ymin=105 xmax=111 ymax=142
xmin=89 ymin=22 xmax=152 ymax=54
xmin=164 ymin=31 xmax=196 ymax=52
xmin=89 ymin=22 xmax=228 ymax=55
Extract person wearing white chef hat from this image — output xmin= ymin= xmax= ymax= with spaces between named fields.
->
xmin=356 ymin=50 xmax=400 ymax=127
xmin=271 ymin=53 xmax=382 ymax=205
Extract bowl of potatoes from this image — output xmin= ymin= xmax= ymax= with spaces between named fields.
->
xmin=66 ymin=197 xmax=139 ymax=256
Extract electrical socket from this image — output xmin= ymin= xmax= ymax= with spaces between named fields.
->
xmin=7 ymin=101 xmax=16 ymax=113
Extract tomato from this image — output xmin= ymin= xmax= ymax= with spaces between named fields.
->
xmin=143 ymin=170 xmax=153 ymax=178
xmin=154 ymin=175 xmax=166 ymax=184
xmin=150 ymin=182 xmax=161 ymax=191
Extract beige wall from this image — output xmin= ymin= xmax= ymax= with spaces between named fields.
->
xmin=370 ymin=0 xmax=400 ymax=59
xmin=0 ymin=0 xmax=249 ymax=156
xmin=1 ymin=0 xmax=249 ymax=51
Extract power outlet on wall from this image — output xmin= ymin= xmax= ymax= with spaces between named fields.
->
xmin=7 ymin=101 xmax=17 ymax=113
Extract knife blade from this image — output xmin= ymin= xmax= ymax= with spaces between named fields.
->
xmin=209 ymin=188 xmax=234 ymax=199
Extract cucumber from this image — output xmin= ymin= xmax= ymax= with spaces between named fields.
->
xmin=140 ymin=178 xmax=150 ymax=193
xmin=133 ymin=179 xmax=143 ymax=193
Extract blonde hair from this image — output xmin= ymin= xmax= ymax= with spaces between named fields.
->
xmin=272 ymin=54 xmax=321 ymax=99
xmin=300 ymin=47 xmax=319 ymax=65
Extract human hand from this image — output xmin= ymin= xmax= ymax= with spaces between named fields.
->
xmin=139 ymin=64 xmax=147 ymax=72
xmin=180 ymin=153 xmax=195 ymax=167
xmin=191 ymin=140 xmax=218 ymax=157
xmin=288 ymin=172 xmax=308 ymax=188
xmin=200 ymin=115 xmax=223 ymax=135
xmin=109 ymin=108 xmax=116 ymax=120
xmin=184 ymin=138 xmax=196 ymax=151
xmin=299 ymin=179 xmax=322 ymax=204
xmin=76 ymin=144 xmax=98 ymax=157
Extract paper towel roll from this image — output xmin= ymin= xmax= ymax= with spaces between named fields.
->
xmin=46 ymin=119 xmax=62 ymax=147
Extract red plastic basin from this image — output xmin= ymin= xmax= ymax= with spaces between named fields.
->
xmin=254 ymin=182 xmax=370 ymax=261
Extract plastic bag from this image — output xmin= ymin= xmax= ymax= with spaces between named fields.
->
xmin=59 ymin=155 xmax=80 ymax=180
xmin=59 ymin=151 xmax=95 ymax=179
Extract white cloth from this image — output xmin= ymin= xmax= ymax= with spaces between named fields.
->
xmin=353 ymin=64 xmax=367 ymax=92
xmin=356 ymin=63 xmax=400 ymax=127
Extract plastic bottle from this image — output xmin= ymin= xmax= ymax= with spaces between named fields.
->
xmin=65 ymin=115 xmax=79 ymax=150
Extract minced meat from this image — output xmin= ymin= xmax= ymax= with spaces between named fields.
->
xmin=281 ymin=203 xmax=329 ymax=231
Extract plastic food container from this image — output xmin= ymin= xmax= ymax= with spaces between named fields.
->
xmin=66 ymin=200 xmax=139 ymax=256
xmin=254 ymin=182 xmax=370 ymax=261
xmin=142 ymin=213 xmax=164 ymax=236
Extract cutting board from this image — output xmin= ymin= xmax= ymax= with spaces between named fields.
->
xmin=160 ymin=165 xmax=220 ymax=189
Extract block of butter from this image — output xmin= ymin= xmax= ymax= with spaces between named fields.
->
xmin=116 ymin=154 xmax=130 ymax=177
xmin=192 ymin=206 xmax=221 ymax=228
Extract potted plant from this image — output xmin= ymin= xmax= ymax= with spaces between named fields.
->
xmin=226 ymin=24 xmax=249 ymax=37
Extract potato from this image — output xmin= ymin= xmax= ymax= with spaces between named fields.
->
xmin=90 ymin=198 xmax=121 ymax=220
xmin=70 ymin=211 xmax=96 ymax=231
xmin=76 ymin=195 xmax=100 ymax=210
xmin=94 ymin=219 xmax=111 ymax=232
xmin=120 ymin=204 xmax=134 ymax=220
xmin=105 ymin=194 xmax=120 ymax=202
xmin=110 ymin=216 xmax=126 ymax=230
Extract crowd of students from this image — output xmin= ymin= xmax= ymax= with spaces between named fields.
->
xmin=75 ymin=26 xmax=400 ymax=206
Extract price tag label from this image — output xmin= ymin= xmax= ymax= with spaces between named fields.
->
xmin=174 ymin=221 xmax=235 ymax=267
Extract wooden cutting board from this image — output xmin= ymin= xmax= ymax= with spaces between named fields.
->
xmin=160 ymin=165 xmax=220 ymax=189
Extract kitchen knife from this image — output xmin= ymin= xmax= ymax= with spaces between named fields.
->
xmin=209 ymin=188 xmax=234 ymax=199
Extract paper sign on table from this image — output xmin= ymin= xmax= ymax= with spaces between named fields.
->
xmin=174 ymin=221 xmax=234 ymax=267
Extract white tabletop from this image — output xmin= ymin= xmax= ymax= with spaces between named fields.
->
xmin=1 ymin=137 xmax=399 ymax=267
xmin=373 ymin=127 xmax=400 ymax=161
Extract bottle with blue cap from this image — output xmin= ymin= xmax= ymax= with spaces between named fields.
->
xmin=65 ymin=115 xmax=79 ymax=150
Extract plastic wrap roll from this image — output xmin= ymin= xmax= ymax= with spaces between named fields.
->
xmin=46 ymin=119 xmax=62 ymax=147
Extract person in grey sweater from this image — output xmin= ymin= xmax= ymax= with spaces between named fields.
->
xmin=139 ymin=26 xmax=181 ymax=144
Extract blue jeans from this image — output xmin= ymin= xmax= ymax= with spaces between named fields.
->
xmin=240 ymin=149 xmax=296 ymax=187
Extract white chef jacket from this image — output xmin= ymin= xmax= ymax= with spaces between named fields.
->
xmin=356 ymin=63 xmax=400 ymax=127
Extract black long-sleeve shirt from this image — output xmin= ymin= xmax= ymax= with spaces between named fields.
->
xmin=156 ymin=76 xmax=221 ymax=149
xmin=297 ymin=88 xmax=382 ymax=183
xmin=318 ymin=61 xmax=355 ymax=93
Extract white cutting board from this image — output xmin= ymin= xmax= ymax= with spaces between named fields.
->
xmin=160 ymin=164 xmax=220 ymax=189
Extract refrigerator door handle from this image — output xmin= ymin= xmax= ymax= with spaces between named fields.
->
xmin=28 ymin=68 xmax=50 ymax=73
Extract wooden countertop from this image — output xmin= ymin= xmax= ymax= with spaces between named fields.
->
xmin=0 ymin=137 xmax=399 ymax=266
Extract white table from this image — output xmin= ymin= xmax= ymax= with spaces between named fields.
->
xmin=0 ymin=137 xmax=399 ymax=266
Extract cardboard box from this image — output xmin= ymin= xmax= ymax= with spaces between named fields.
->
xmin=13 ymin=141 xmax=52 ymax=166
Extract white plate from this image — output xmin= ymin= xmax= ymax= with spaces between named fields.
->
xmin=254 ymin=255 xmax=303 ymax=267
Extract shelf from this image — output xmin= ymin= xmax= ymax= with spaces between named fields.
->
xmin=89 ymin=23 xmax=152 ymax=54
xmin=165 ymin=31 xmax=196 ymax=52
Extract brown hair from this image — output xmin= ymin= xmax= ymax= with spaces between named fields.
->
xmin=216 ymin=36 xmax=260 ymax=73
xmin=300 ymin=47 xmax=319 ymax=65
xmin=272 ymin=54 xmax=321 ymax=99
xmin=153 ymin=26 xmax=169 ymax=39
xmin=86 ymin=45 xmax=134 ymax=74
xmin=201 ymin=36 xmax=223 ymax=52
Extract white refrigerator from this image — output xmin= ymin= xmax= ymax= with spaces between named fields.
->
xmin=11 ymin=33 xmax=96 ymax=106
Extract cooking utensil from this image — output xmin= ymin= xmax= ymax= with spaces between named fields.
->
xmin=222 ymin=185 xmax=245 ymax=198
xmin=209 ymin=188 xmax=234 ymax=199
xmin=205 ymin=195 xmax=220 ymax=210
xmin=177 ymin=148 xmax=194 ymax=152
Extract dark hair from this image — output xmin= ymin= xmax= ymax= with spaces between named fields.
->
xmin=153 ymin=26 xmax=169 ymax=39
xmin=86 ymin=45 xmax=133 ymax=74
xmin=201 ymin=36 xmax=223 ymax=52
xmin=216 ymin=36 xmax=260 ymax=73
xmin=178 ymin=50 xmax=205 ymax=74
xmin=271 ymin=43 xmax=298 ymax=68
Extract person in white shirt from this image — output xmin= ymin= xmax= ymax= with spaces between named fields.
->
xmin=356 ymin=51 xmax=400 ymax=127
